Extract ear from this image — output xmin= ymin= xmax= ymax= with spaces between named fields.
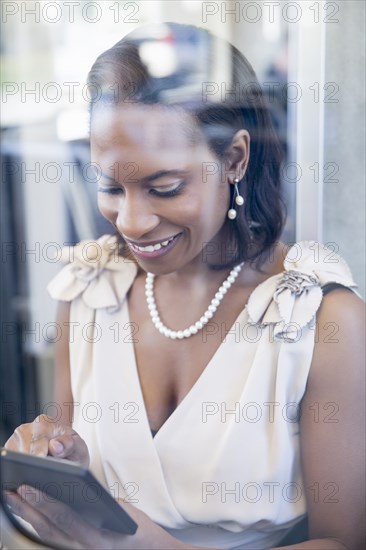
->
xmin=225 ymin=129 xmax=250 ymax=183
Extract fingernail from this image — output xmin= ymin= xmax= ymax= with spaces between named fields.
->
xmin=18 ymin=485 xmax=35 ymax=499
xmin=52 ymin=440 xmax=64 ymax=454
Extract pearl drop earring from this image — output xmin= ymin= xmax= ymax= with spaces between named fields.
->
xmin=227 ymin=177 xmax=244 ymax=220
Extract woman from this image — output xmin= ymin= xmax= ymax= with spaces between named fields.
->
xmin=5 ymin=23 xmax=365 ymax=549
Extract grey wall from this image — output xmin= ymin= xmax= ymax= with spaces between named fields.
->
xmin=323 ymin=1 xmax=365 ymax=297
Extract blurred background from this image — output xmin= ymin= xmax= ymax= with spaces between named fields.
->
xmin=1 ymin=0 xmax=365 ymax=442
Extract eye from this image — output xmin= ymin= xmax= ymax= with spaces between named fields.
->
xmin=149 ymin=181 xmax=186 ymax=198
xmin=98 ymin=186 xmax=123 ymax=195
xmin=97 ymin=180 xmax=186 ymax=197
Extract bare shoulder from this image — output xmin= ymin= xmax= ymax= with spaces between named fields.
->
xmin=318 ymin=284 xmax=364 ymax=319
xmin=54 ymin=301 xmax=73 ymax=425
xmin=243 ymin=241 xmax=289 ymax=287
xmin=55 ymin=300 xmax=71 ymax=320
xmin=310 ymin=287 xmax=365 ymax=387
xmin=304 ymin=286 xmax=365 ymax=428
xmin=299 ymin=287 xmax=365 ymax=548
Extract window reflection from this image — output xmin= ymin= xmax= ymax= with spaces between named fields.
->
xmin=0 ymin=0 xmax=290 ymax=446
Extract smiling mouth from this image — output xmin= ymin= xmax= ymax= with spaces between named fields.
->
xmin=126 ymin=233 xmax=182 ymax=257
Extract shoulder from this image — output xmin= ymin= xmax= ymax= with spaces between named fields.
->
xmin=298 ymin=274 xmax=365 ymax=548
xmin=311 ymin=284 xmax=364 ymax=385
xmin=247 ymin=240 xmax=360 ymax=342
xmin=46 ymin=234 xmax=138 ymax=311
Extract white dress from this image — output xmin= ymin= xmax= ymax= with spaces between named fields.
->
xmin=47 ymin=236 xmax=358 ymax=549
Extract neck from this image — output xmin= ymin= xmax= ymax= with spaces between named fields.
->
xmin=145 ymin=261 xmax=244 ymax=340
xmin=157 ymin=227 xmax=241 ymax=286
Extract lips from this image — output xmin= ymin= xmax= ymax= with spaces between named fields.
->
xmin=126 ymin=233 xmax=182 ymax=259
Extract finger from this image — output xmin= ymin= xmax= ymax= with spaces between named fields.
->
xmin=29 ymin=434 xmax=50 ymax=457
xmin=4 ymin=417 xmax=57 ymax=456
xmin=18 ymin=485 xmax=110 ymax=549
xmin=29 ymin=415 xmax=58 ymax=456
xmin=6 ymin=490 xmax=80 ymax=549
xmin=5 ymin=424 xmax=33 ymax=453
xmin=4 ymin=418 xmax=89 ymax=466
xmin=49 ymin=433 xmax=89 ymax=467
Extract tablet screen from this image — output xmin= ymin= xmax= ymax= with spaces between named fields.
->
xmin=0 ymin=448 xmax=138 ymax=537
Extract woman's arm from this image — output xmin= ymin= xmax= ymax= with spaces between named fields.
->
xmin=6 ymin=292 xmax=365 ymax=549
xmin=272 ymin=288 xmax=365 ymax=550
xmin=5 ymin=301 xmax=89 ymax=466
xmin=53 ymin=300 xmax=73 ymax=426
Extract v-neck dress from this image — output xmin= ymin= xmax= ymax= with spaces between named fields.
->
xmin=47 ymin=235 xmax=359 ymax=549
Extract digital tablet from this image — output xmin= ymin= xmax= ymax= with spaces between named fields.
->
xmin=0 ymin=448 xmax=138 ymax=535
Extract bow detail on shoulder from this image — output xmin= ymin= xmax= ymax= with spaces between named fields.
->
xmin=47 ymin=234 xmax=138 ymax=311
xmin=246 ymin=241 xmax=358 ymax=341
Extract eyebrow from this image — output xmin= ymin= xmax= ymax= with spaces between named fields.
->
xmin=100 ymin=169 xmax=187 ymax=185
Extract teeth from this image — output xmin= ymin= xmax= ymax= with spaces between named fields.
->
xmin=131 ymin=236 xmax=175 ymax=252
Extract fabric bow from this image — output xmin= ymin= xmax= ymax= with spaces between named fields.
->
xmin=246 ymin=241 xmax=358 ymax=342
xmin=47 ymin=234 xmax=137 ymax=311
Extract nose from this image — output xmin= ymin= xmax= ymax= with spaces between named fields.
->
xmin=115 ymin=193 xmax=160 ymax=241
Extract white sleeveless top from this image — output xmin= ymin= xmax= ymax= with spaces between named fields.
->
xmin=47 ymin=236 xmax=358 ymax=549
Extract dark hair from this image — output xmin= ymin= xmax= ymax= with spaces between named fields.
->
xmin=87 ymin=23 xmax=285 ymax=269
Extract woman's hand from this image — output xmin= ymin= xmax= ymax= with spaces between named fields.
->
xmin=4 ymin=414 xmax=90 ymax=468
xmin=5 ymin=486 xmax=191 ymax=550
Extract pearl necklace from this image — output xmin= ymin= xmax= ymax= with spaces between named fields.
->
xmin=145 ymin=263 xmax=244 ymax=339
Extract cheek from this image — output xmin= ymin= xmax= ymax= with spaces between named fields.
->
xmin=203 ymin=183 xmax=230 ymax=237
xmin=176 ymin=181 xmax=228 ymax=230
xmin=97 ymin=195 xmax=117 ymax=222
xmin=200 ymin=180 xmax=229 ymax=222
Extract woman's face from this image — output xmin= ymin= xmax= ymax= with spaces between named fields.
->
xmin=91 ymin=104 xmax=231 ymax=275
